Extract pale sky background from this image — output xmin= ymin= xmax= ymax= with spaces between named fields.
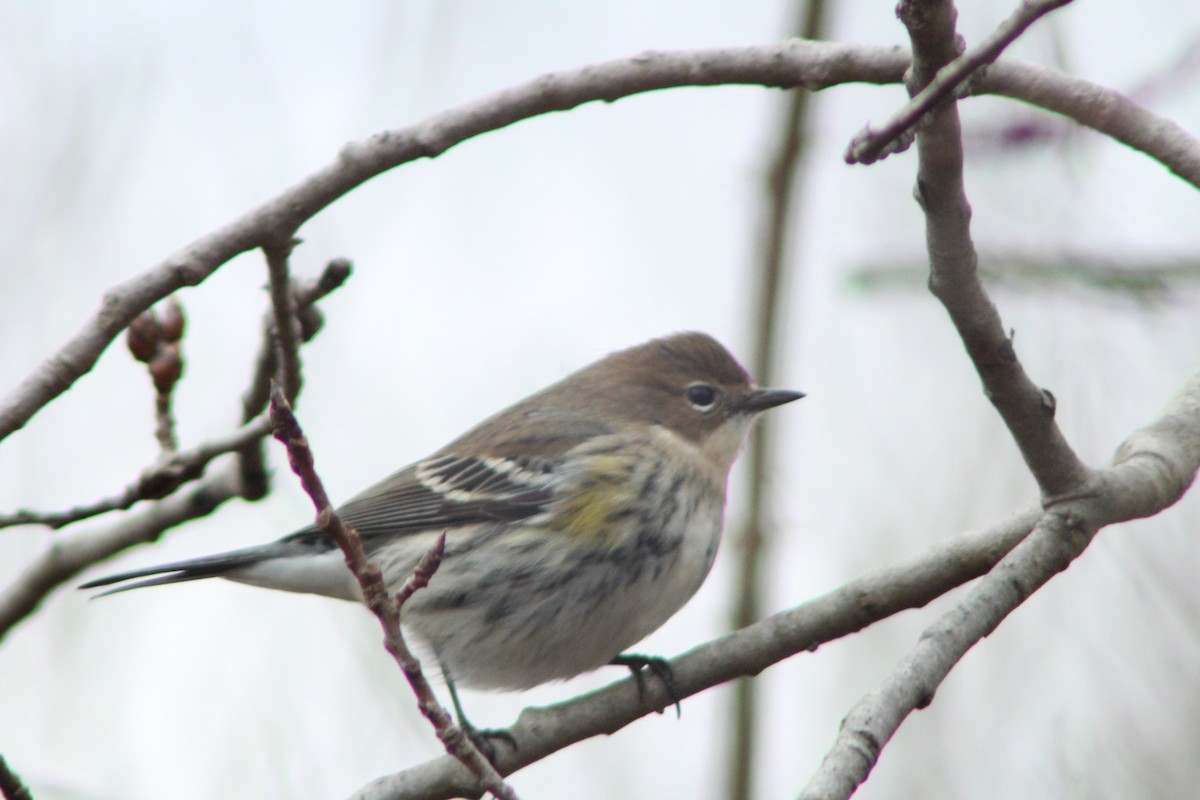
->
xmin=2 ymin=1 xmax=1199 ymax=799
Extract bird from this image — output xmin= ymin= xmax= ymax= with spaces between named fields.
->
xmin=82 ymin=332 xmax=802 ymax=708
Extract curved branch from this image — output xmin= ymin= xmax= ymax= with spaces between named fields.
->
xmin=0 ymin=41 xmax=904 ymax=446
xmin=4 ymin=42 xmax=1195 ymax=447
xmin=980 ymin=59 xmax=1200 ymax=187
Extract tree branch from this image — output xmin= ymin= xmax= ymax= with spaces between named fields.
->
xmin=731 ymin=2 xmax=831 ymax=797
xmin=895 ymin=0 xmax=1093 ymax=498
xmin=238 ymin=257 xmax=353 ymax=501
xmin=846 ymin=0 xmax=1076 ymax=164
xmin=0 ymin=41 xmax=901 ymax=446
xmin=263 ymin=239 xmax=304 ymax=404
xmin=348 ymin=505 xmax=1041 ymax=800
xmin=980 ymin=58 xmax=1200 ymax=187
xmin=7 ymin=42 xmax=1193 ymax=447
xmin=0 ymin=416 xmax=271 ymax=530
xmin=799 ymin=367 xmax=1200 ymax=799
xmin=268 ymin=387 xmax=519 ymax=800
xmin=0 ymin=465 xmax=245 ymax=643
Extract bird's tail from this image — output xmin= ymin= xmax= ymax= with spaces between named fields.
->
xmin=79 ymin=539 xmax=323 ymax=597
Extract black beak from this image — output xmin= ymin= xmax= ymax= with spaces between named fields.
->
xmin=740 ymin=388 xmax=806 ymax=413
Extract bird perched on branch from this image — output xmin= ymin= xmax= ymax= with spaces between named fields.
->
xmin=83 ymin=332 xmax=802 ymax=713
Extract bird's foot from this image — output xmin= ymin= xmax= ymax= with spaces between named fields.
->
xmin=609 ymin=653 xmax=681 ymax=718
xmin=442 ymin=666 xmax=517 ymax=764
xmin=457 ymin=722 xmax=517 ymax=765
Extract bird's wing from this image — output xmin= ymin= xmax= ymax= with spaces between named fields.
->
xmin=303 ymin=407 xmax=619 ymax=544
xmin=81 ymin=452 xmax=570 ymax=594
xmin=80 ymin=414 xmax=606 ymax=594
xmin=320 ymin=453 xmax=561 ymax=542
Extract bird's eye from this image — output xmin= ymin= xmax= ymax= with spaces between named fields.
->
xmin=686 ymin=383 xmax=718 ymax=411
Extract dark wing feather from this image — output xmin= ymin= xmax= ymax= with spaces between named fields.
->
xmin=283 ymin=453 xmax=561 ymax=546
xmin=324 ymin=404 xmax=617 ymax=541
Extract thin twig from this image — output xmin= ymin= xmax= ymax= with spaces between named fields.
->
xmin=7 ymin=42 xmax=1196 ymax=447
xmin=126 ymin=300 xmax=185 ymax=455
xmin=730 ymin=2 xmax=829 ymax=798
xmin=0 ymin=416 xmax=272 ymax=530
xmin=846 ymin=0 xmax=1076 ymax=164
xmin=242 ymin=257 xmax=352 ymax=421
xmin=0 ymin=754 xmax=32 ymax=800
xmin=263 ymin=239 xmax=304 ymax=403
xmin=267 ymin=386 xmax=519 ymax=800
xmin=238 ymin=258 xmax=353 ymax=501
xmin=153 ymin=391 xmax=177 ymax=454
xmin=298 ymin=257 xmax=354 ymax=306
xmin=152 ymin=298 xmax=187 ymax=455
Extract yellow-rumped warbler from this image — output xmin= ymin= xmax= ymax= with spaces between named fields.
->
xmin=83 ymin=332 xmax=802 ymax=695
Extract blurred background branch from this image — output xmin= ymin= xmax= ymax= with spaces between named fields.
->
xmin=849 ymin=251 xmax=1200 ymax=303
xmin=728 ymin=2 xmax=828 ymax=799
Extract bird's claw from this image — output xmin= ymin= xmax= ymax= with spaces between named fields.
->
xmin=609 ymin=653 xmax=682 ymax=718
xmin=459 ymin=723 xmax=517 ymax=765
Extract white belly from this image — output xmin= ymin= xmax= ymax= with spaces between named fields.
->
xmin=401 ymin=491 xmax=725 ymax=691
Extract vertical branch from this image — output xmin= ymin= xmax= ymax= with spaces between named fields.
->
xmin=267 ymin=387 xmax=519 ymax=800
xmin=263 ymin=238 xmax=304 ymax=404
xmin=797 ymin=2 xmax=1094 ymax=797
xmin=728 ymin=2 xmax=828 ymax=798
xmin=895 ymin=0 xmax=1089 ymax=497
xmin=237 ymin=257 xmax=352 ymax=501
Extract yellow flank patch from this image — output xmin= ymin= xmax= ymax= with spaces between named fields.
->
xmin=552 ymin=454 xmax=637 ymax=545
